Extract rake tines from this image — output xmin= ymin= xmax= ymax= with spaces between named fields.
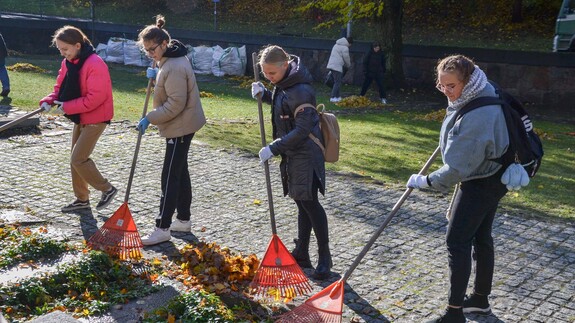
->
xmin=277 ymin=280 xmax=344 ymax=323
xmin=88 ymin=202 xmax=143 ymax=260
xmin=250 ymin=234 xmax=312 ymax=300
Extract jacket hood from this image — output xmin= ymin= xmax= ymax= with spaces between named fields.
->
xmin=163 ymin=39 xmax=188 ymax=58
xmin=274 ymin=55 xmax=313 ymax=90
xmin=335 ymin=37 xmax=349 ymax=46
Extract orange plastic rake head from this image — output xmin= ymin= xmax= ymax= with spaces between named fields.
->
xmin=276 ymin=279 xmax=345 ymax=323
xmin=249 ymin=234 xmax=312 ymax=300
xmin=87 ymin=202 xmax=143 ymax=260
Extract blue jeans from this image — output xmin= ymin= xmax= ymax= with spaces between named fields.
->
xmin=0 ymin=57 xmax=10 ymax=91
xmin=446 ymin=168 xmax=507 ymax=306
xmin=329 ymin=69 xmax=343 ymax=98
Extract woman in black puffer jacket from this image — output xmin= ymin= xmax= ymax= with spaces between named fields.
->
xmin=251 ymin=45 xmax=331 ymax=279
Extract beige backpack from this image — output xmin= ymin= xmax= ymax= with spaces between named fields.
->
xmin=294 ymin=103 xmax=340 ymax=162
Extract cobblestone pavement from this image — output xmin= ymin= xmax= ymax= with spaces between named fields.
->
xmin=0 ymin=119 xmax=573 ymax=323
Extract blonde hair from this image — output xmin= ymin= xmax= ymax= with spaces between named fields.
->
xmin=51 ymin=25 xmax=92 ymax=47
xmin=137 ymin=14 xmax=170 ymax=46
xmin=258 ymin=45 xmax=290 ymax=67
xmin=436 ymin=54 xmax=476 ymax=84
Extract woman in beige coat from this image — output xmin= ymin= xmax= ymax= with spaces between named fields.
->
xmin=136 ymin=15 xmax=206 ymax=246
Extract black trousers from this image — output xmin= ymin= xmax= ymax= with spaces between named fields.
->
xmin=294 ymin=175 xmax=329 ymax=246
xmin=446 ymin=168 xmax=507 ymax=306
xmin=360 ymin=73 xmax=386 ymax=99
xmin=156 ymin=133 xmax=194 ymax=229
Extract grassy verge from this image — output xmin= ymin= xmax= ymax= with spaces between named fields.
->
xmin=3 ymin=56 xmax=574 ymax=219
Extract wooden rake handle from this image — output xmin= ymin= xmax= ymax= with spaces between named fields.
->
xmin=252 ymin=52 xmax=278 ymax=235
xmin=0 ymin=107 xmax=44 ymax=133
xmin=339 ymin=146 xmax=442 ymax=284
xmin=123 ymin=61 xmax=157 ymax=203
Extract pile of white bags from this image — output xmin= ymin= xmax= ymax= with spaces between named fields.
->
xmin=96 ymin=37 xmax=246 ymax=76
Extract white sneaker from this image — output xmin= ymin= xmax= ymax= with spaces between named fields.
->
xmin=381 ymin=98 xmax=387 ymax=104
xmin=141 ymin=227 xmax=171 ymax=246
xmin=329 ymin=97 xmax=338 ymax=103
xmin=170 ymin=219 xmax=192 ymax=232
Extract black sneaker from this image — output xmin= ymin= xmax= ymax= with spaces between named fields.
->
xmin=425 ymin=307 xmax=467 ymax=323
xmin=61 ymin=199 xmax=90 ymax=212
xmin=96 ymin=186 xmax=117 ymax=210
xmin=463 ymin=294 xmax=492 ymax=315
xmin=0 ymin=89 xmax=9 ymax=97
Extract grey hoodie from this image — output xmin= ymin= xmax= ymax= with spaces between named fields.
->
xmin=428 ymin=83 xmax=509 ymax=192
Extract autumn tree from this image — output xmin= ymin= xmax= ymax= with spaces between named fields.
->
xmin=300 ymin=0 xmax=407 ymax=88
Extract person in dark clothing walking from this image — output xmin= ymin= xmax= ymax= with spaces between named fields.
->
xmin=0 ymin=32 xmax=11 ymax=97
xmin=251 ymin=45 xmax=332 ymax=280
xmin=360 ymin=42 xmax=387 ymax=104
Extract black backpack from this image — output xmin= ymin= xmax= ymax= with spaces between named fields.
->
xmin=454 ymin=81 xmax=543 ymax=177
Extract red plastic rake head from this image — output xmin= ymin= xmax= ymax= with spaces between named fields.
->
xmin=250 ymin=234 xmax=312 ymax=300
xmin=87 ymin=202 xmax=143 ymax=260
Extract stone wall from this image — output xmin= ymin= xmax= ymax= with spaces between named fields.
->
xmin=1 ymin=13 xmax=574 ymax=109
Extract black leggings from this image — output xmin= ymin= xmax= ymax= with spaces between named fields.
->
xmin=294 ymin=175 xmax=329 ymax=246
xmin=446 ymin=168 xmax=508 ymax=306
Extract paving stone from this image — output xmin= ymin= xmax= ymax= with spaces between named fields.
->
xmin=0 ymin=118 xmax=573 ymax=323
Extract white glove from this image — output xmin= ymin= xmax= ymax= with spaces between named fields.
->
xmin=259 ymin=146 xmax=274 ymax=165
xmin=40 ymin=102 xmax=52 ymax=112
xmin=251 ymin=82 xmax=264 ymax=99
xmin=52 ymin=100 xmax=65 ymax=115
xmin=406 ymin=174 xmax=430 ymax=189
xmin=501 ymin=163 xmax=530 ymax=191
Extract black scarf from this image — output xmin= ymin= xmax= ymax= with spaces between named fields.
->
xmin=58 ymin=43 xmax=96 ymax=124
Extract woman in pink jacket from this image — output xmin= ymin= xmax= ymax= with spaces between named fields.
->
xmin=40 ymin=26 xmax=117 ymax=213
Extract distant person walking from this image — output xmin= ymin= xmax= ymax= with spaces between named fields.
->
xmin=407 ymin=54 xmax=509 ymax=323
xmin=360 ymin=42 xmax=387 ymax=104
xmin=40 ymin=26 xmax=117 ymax=213
xmin=326 ymin=36 xmax=353 ymax=103
xmin=136 ymin=15 xmax=206 ymax=246
xmin=0 ymin=32 xmax=10 ymax=97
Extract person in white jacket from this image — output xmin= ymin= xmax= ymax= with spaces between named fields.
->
xmin=326 ymin=37 xmax=353 ymax=102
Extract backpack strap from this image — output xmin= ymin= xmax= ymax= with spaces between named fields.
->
xmin=454 ymin=96 xmax=509 ymax=164
xmin=294 ymin=103 xmax=326 ymax=153
xmin=454 ymin=96 xmax=506 ymax=121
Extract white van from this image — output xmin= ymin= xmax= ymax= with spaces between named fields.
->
xmin=553 ymin=0 xmax=575 ymax=51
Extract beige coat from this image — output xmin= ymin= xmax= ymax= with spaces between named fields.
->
xmin=147 ymin=55 xmax=206 ymax=138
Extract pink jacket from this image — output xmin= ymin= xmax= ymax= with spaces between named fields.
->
xmin=40 ymin=54 xmax=113 ymax=125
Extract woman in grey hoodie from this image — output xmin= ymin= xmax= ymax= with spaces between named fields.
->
xmin=407 ymin=55 xmax=509 ymax=323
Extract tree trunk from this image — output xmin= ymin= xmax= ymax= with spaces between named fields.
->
xmin=511 ymin=0 xmax=523 ymax=23
xmin=380 ymin=0 xmax=406 ymax=89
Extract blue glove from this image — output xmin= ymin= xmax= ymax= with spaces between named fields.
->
xmin=259 ymin=146 xmax=274 ymax=165
xmin=136 ymin=117 xmax=150 ymax=134
xmin=406 ymin=174 xmax=430 ymax=189
xmin=146 ymin=67 xmax=158 ymax=79
xmin=501 ymin=163 xmax=529 ymax=191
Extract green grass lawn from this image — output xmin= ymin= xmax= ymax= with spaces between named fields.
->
xmin=4 ymin=56 xmax=574 ymax=220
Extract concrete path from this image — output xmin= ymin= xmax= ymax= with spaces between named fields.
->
xmin=0 ymin=119 xmax=573 ymax=322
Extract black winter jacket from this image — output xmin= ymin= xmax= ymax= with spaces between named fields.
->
xmin=261 ymin=56 xmax=326 ymax=200
xmin=363 ymin=49 xmax=385 ymax=77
